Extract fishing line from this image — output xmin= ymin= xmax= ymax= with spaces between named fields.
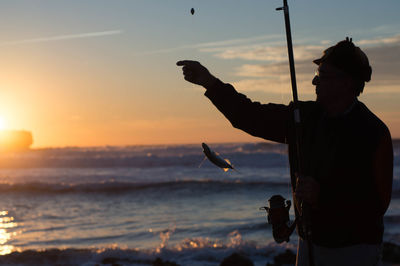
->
xmin=280 ymin=74 xmax=291 ymax=200
xmin=285 ymin=136 xmax=291 ymax=200
xmin=188 ymin=4 xmax=196 ymax=89
xmin=198 ymin=156 xmax=207 ymax=168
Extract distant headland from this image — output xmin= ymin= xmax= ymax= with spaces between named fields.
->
xmin=0 ymin=130 xmax=33 ymax=152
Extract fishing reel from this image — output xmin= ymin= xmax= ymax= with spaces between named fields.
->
xmin=260 ymin=195 xmax=296 ymax=243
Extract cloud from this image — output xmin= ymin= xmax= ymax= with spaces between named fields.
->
xmin=350 ymin=25 xmax=400 ymax=38
xmin=168 ymin=31 xmax=400 ymax=95
xmin=0 ymin=30 xmax=123 ymax=46
xmin=235 ymin=60 xmax=315 ymax=78
xmin=197 ymin=34 xmax=283 ymax=48
xmin=198 ymin=33 xmax=400 ymax=94
xmin=232 ymin=74 xmax=315 ymax=95
xmin=202 ymin=44 xmax=324 ymax=63
xmin=358 ymin=34 xmax=400 ymax=46
xmin=320 ymin=40 xmax=332 ymax=45
xmin=200 ymin=43 xmax=287 ymax=62
xmin=132 ymin=34 xmax=283 ymax=56
xmin=232 ymin=59 xmax=316 ymax=94
xmin=363 ymin=43 xmax=400 ymax=92
xmin=232 ymin=78 xmax=291 ymax=94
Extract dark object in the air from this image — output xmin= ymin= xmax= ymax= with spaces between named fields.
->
xmin=190 ymin=8 xmax=195 ymax=15
xmin=260 ymin=195 xmax=296 ymax=243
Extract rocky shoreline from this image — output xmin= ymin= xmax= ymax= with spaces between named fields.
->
xmin=0 ymin=241 xmax=399 ymax=265
xmin=151 ymin=241 xmax=400 ymax=266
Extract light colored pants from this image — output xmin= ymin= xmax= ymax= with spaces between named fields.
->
xmin=296 ymin=238 xmax=382 ymax=266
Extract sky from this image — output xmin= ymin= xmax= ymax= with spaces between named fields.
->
xmin=0 ymin=0 xmax=399 ymax=148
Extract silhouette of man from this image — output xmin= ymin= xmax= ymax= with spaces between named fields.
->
xmin=177 ymin=38 xmax=393 ymax=266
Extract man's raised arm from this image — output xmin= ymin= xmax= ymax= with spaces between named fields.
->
xmin=177 ymin=60 xmax=291 ymax=144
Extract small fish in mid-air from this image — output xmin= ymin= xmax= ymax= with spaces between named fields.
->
xmin=200 ymin=143 xmax=235 ymax=172
xmin=190 ymin=8 xmax=195 ymax=15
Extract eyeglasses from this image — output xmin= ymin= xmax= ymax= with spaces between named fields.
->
xmin=314 ymin=69 xmax=348 ymax=80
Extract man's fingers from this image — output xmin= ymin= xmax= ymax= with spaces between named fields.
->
xmin=177 ymin=60 xmax=211 ymax=87
xmin=184 ymin=74 xmax=196 ymax=82
xmin=182 ymin=66 xmax=194 ymax=77
xmin=176 ymin=60 xmax=199 ymax=67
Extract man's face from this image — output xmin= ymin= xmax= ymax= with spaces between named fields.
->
xmin=312 ymin=63 xmax=353 ymax=107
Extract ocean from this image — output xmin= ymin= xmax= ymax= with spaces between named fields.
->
xmin=0 ymin=141 xmax=399 ymax=266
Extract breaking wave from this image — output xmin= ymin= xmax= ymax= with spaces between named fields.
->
xmin=0 ymin=143 xmax=290 ymax=168
xmin=0 ymin=180 xmax=289 ymax=194
xmin=0 ymin=238 xmax=296 ymax=266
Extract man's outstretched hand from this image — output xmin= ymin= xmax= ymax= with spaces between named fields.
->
xmin=176 ymin=60 xmax=217 ymax=88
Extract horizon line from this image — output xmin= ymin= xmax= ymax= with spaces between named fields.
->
xmin=27 ymin=138 xmax=400 ymax=149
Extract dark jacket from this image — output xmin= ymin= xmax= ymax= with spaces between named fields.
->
xmin=205 ymin=79 xmax=391 ymax=247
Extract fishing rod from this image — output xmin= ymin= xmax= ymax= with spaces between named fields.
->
xmin=276 ymin=1 xmax=315 ymax=265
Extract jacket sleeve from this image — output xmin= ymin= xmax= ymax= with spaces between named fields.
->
xmin=373 ymin=126 xmax=393 ymax=215
xmin=204 ymin=79 xmax=290 ymax=144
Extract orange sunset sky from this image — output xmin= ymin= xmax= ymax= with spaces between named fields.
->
xmin=0 ymin=1 xmax=399 ymax=148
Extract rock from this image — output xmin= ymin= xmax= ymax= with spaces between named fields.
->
xmin=101 ymin=257 xmax=122 ymax=266
xmin=152 ymin=257 xmax=180 ymax=266
xmin=266 ymin=249 xmax=296 ymax=266
xmin=383 ymin=242 xmax=400 ymax=263
xmin=220 ymin=252 xmax=254 ymax=266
